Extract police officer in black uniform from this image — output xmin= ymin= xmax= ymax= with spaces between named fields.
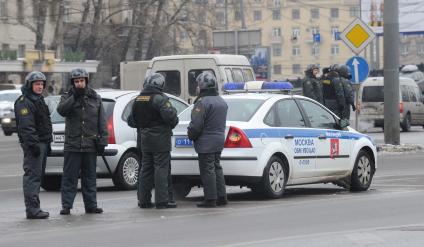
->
xmin=57 ymin=68 xmax=108 ymax=215
xmin=130 ymin=73 xmax=179 ymax=209
xmin=302 ymin=64 xmax=324 ymax=104
xmin=15 ymin=71 xmax=52 ymax=219
xmin=188 ymin=72 xmax=228 ymax=208
xmin=322 ymin=64 xmax=346 ymax=119
xmin=338 ymin=65 xmax=356 ymax=120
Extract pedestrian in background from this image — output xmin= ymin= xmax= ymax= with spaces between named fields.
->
xmin=302 ymin=64 xmax=324 ymax=104
xmin=15 ymin=71 xmax=52 ymax=219
xmin=188 ymin=72 xmax=228 ymax=208
xmin=57 ymin=68 xmax=108 ymax=215
xmin=130 ymin=73 xmax=179 ymax=209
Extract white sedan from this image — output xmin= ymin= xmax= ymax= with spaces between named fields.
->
xmin=171 ymin=82 xmax=377 ymax=198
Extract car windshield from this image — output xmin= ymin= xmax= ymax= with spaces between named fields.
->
xmin=0 ymin=93 xmax=20 ymax=102
xmin=179 ymin=98 xmax=264 ymax=122
xmin=362 ymin=86 xmax=384 ymax=102
xmin=46 ymin=96 xmax=116 ymax=124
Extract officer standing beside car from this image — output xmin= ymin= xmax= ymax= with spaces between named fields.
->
xmin=322 ymin=64 xmax=347 ymax=119
xmin=302 ymin=64 xmax=324 ymax=104
xmin=130 ymin=73 xmax=179 ymax=209
xmin=57 ymin=68 xmax=108 ymax=215
xmin=15 ymin=71 xmax=52 ymax=219
xmin=188 ymin=72 xmax=228 ymax=208
xmin=338 ymin=65 xmax=356 ymax=120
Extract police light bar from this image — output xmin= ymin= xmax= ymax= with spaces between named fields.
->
xmin=223 ymin=81 xmax=293 ymax=94
xmin=261 ymin=81 xmax=293 ymax=91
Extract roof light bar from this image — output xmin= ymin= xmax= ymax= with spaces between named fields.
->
xmin=223 ymin=81 xmax=293 ymax=94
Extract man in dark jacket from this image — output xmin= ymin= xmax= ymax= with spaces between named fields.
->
xmin=15 ymin=71 xmax=52 ymax=219
xmin=188 ymin=72 xmax=228 ymax=208
xmin=338 ymin=65 xmax=356 ymax=120
xmin=302 ymin=64 xmax=324 ymax=104
xmin=322 ymin=64 xmax=346 ymax=119
xmin=57 ymin=68 xmax=108 ymax=215
xmin=130 ymin=73 xmax=179 ymax=209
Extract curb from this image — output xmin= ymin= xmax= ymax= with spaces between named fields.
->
xmin=376 ymin=143 xmax=424 ymax=153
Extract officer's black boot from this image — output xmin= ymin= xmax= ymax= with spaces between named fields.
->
xmin=60 ymin=207 xmax=71 ymax=215
xmin=156 ymin=202 xmax=178 ymax=209
xmin=139 ymin=202 xmax=154 ymax=208
xmin=27 ymin=210 xmax=49 ymax=219
xmin=216 ymin=197 xmax=228 ymax=206
xmin=196 ymin=199 xmax=216 ymax=208
xmin=85 ymin=207 xmax=103 ymax=214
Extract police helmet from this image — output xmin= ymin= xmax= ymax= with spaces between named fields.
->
xmin=306 ymin=64 xmax=319 ymax=72
xmin=25 ymin=71 xmax=46 ymax=88
xmin=196 ymin=72 xmax=217 ymax=90
xmin=338 ymin=65 xmax=352 ymax=79
xmin=328 ymin=64 xmax=340 ymax=72
xmin=143 ymin=73 xmax=165 ymax=90
xmin=70 ymin=68 xmax=89 ymax=84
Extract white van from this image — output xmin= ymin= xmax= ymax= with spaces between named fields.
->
xmin=146 ymin=54 xmax=255 ymax=103
xmin=358 ymin=77 xmax=424 ymax=131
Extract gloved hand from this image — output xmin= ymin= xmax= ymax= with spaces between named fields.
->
xmin=30 ymin=145 xmax=40 ymax=157
xmin=96 ymin=145 xmax=106 ymax=155
xmin=351 ymin=104 xmax=356 ymax=111
xmin=71 ymin=87 xmax=85 ymax=99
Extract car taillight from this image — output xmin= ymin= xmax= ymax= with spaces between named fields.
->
xmin=224 ymin=126 xmax=252 ymax=148
xmin=399 ymin=102 xmax=403 ymax=113
xmin=107 ymin=115 xmax=116 ymax=144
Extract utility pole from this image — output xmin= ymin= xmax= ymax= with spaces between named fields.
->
xmin=224 ymin=0 xmax=228 ymax=30
xmin=383 ymin=0 xmax=400 ymax=144
xmin=240 ymin=0 xmax=246 ymax=29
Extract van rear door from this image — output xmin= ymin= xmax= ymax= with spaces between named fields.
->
xmin=361 ymin=85 xmax=385 ymax=117
xmin=184 ymin=58 xmax=218 ymax=103
xmin=151 ymin=59 xmax=185 ymax=99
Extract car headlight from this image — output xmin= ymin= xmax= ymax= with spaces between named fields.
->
xmin=1 ymin=118 xmax=11 ymax=124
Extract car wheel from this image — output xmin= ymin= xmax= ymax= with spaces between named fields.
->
xmin=3 ymin=130 xmax=12 ymax=136
xmin=350 ymin=150 xmax=375 ymax=191
xmin=173 ymin=180 xmax=192 ymax=199
xmin=258 ymin=156 xmax=287 ymax=199
xmin=41 ymin=175 xmax=62 ymax=191
xmin=112 ymin=151 xmax=139 ymax=190
xmin=401 ymin=113 xmax=411 ymax=132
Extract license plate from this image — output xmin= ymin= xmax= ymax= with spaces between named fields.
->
xmin=54 ymin=134 xmax=65 ymax=143
xmin=175 ymin=137 xmax=193 ymax=147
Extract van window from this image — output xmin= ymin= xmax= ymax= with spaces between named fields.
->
xmin=408 ymin=86 xmax=418 ymax=102
xmin=158 ymin=70 xmax=181 ymax=96
xmin=188 ymin=69 xmax=215 ymax=96
xmin=362 ymin=86 xmax=384 ymax=102
xmin=225 ymin=68 xmax=233 ymax=82
xmin=243 ymin=69 xmax=255 ymax=81
xmin=232 ymin=68 xmax=244 ymax=82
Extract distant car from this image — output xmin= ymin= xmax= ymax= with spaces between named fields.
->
xmin=0 ymin=84 xmax=22 ymax=91
xmin=0 ymin=90 xmax=21 ymax=135
xmin=1 ymin=113 xmax=16 ymax=136
xmin=171 ymin=82 xmax=377 ymax=199
xmin=43 ymin=90 xmax=189 ymax=191
xmin=359 ymin=77 xmax=424 ymax=131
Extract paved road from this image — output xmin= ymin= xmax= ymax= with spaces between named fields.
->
xmin=0 ymin=131 xmax=423 ymax=246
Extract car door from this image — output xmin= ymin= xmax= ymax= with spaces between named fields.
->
xmin=297 ymin=99 xmax=351 ymax=177
xmin=264 ymin=99 xmax=314 ymax=178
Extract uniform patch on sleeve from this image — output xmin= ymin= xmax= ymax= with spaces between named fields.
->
xmin=136 ymin=96 xmax=150 ymax=101
xmin=20 ymin=108 xmax=29 ymax=116
xmin=322 ymin=79 xmax=331 ymax=85
xmin=165 ymin=102 xmax=171 ymax=108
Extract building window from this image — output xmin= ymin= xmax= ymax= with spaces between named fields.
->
xmin=273 ymin=64 xmax=282 ymax=74
xmin=254 ymin=0 xmax=262 ymax=3
xmin=331 ymin=44 xmax=340 ymax=55
xmin=311 ymin=44 xmax=320 ymax=56
xmin=292 ymin=27 xmax=300 ymax=40
xmin=273 ymin=0 xmax=281 ymax=7
xmin=350 ymin=6 xmax=360 ymax=17
xmin=216 ymin=0 xmax=224 ymax=4
xmin=272 ymin=44 xmax=282 ymax=56
xmin=234 ymin=10 xmax=241 ymax=21
xmin=272 ymin=10 xmax=281 ymax=20
xmin=0 ymin=0 xmax=7 ymax=18
xmin=2 ymin=43 xmax=9 ymax=51
xmin=18 ymin=44 xmax=26 ymax=58
xmin=311 ymin=26 xmax=320 ymax=35
xmin=400 ymin=44 xmax=409 ymax=55
xmin=292 ymin=64 xmax=301 ymax=74
xmin=418 ymin=44 xmax=424 ymax=55
xmin=292 ymin=46 xmax=300 ymax=56
xmin=311 ymin=8 xmax=319 ymax=19
xmin=254 ymin=10 xmax=262 ymax=21
xmin=216 ymin=11 xmax=225 ymax=25
xmin=331 ymin=26 xmax=339 ymax=40
xmin=330 ymin=8 xmax=339 ymax=18
xmin=273 ymin=27 xmax=281 ymax=37
xmin=292 ymin=9 xmax=300 ymax=19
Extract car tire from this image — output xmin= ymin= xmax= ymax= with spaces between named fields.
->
xmin=173 ymin=180 xmax=192 ymax=199
xmin=41 ymin=175 xmax=62 ymax=191
xmin=258 ymin=156 xmax=287 ymax=199
xmin=401 ymin=113 xmax=411 ymax=132
xmin=112 ymin=151 xmax=139 ymax=190
xmin=350 ymin=150 xmax=375 ymax=192
xmin=3 ymin=130 xmax=12 ymax=136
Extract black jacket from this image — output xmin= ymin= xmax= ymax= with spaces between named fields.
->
xmin=57 ymin=87 xmax=108 ymax=152
xmin=129 ymin=87 xmax=178 ymax=152
xmin=188 ymin=89 xmax=228 ymax=153
xmin=302 ymin=73 xmax=324 ymax=104
xmin=15 ymin=86 xmax=52 ymax=147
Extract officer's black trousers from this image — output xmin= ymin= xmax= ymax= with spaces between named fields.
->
xmin=139 ymin=152 xmax=170 ymax=204
xmin=61 ymin=152 xmax=97 ymax=209
xmin=22 ymin=142 xmax=47 ymax=216
xmin=198 ymin=152 xmax=227 ymax=200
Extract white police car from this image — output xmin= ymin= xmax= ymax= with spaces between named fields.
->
xmin=171 ymin=81 xmax=377 ymax=198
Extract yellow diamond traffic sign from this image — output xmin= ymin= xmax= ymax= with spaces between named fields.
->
xmin=340 ymin=18 xmax=376 ymax=54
